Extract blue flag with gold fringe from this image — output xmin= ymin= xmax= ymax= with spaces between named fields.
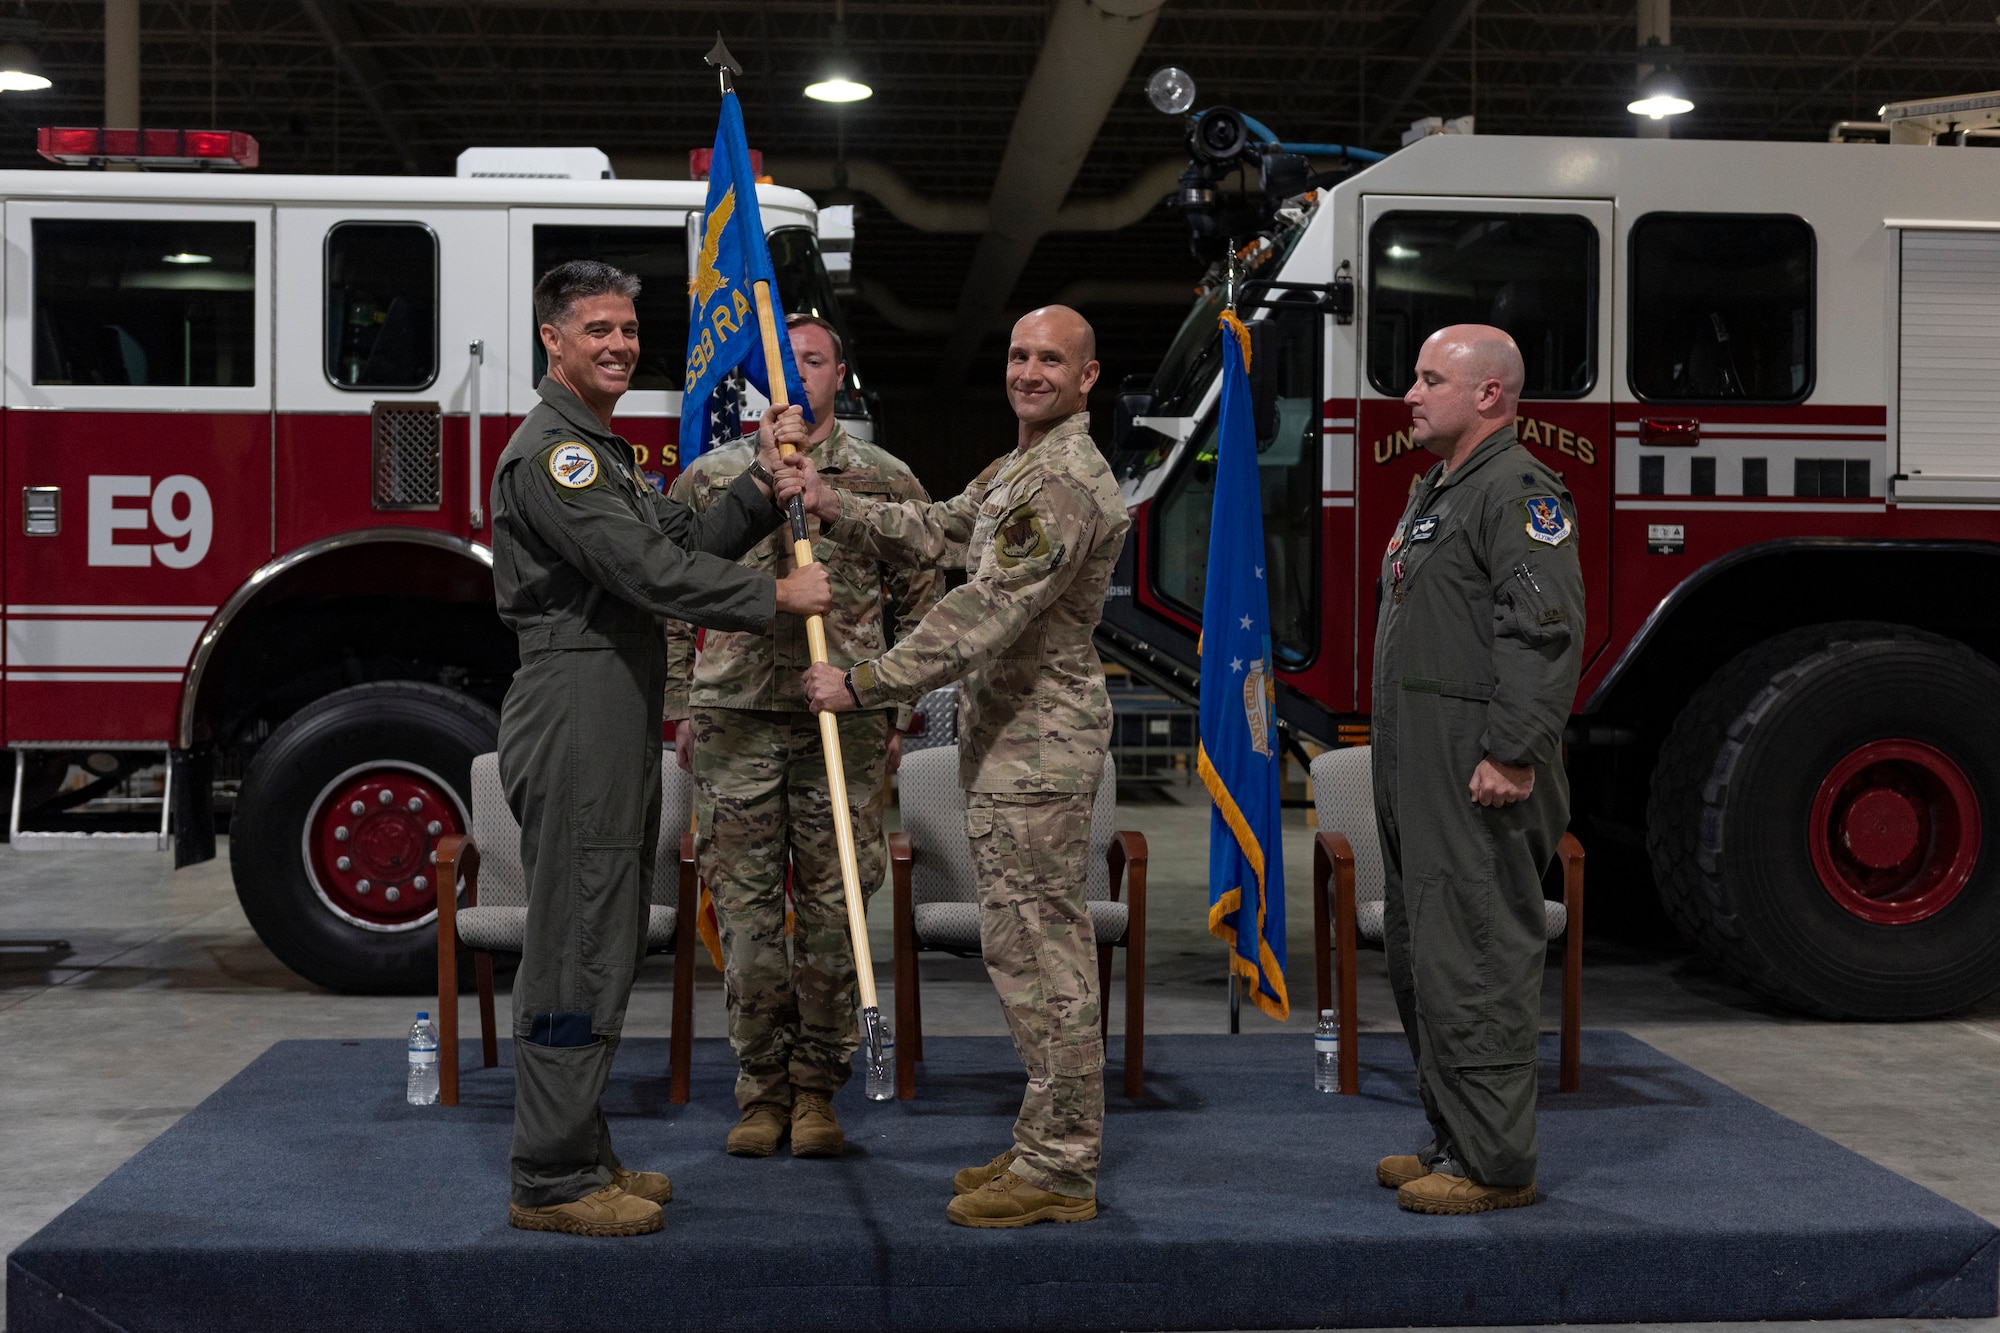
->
xmin=680 ymin=91 xmax=805 ymax=466
xmin=1197 ymin=311 xmax=1289 ymax=1022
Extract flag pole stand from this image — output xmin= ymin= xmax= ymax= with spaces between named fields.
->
xmin=747 ymin=277 xmax=888 ymax=1093
xmin=1229 ymin=971 xmax=1241 ymax=1034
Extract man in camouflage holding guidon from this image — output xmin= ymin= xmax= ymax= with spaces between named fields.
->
xmin=667 ymin=314 xmax=943 ymax=1159
xmin=795 ymin=305 xmax=1130 ymax=1228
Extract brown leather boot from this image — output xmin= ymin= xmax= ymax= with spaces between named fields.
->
xmin=791 ymin=1091 xmax=844 ymax=1158
xmin=1376 ymin=1154 xmax=1430 ymax=1189
xmin=610 ymin=1166 xmax=673 ymax=1203
xmin=1397 ymin=1172 xmax=1538 ymax=1215
xmin=952 ymin=1149 xmax=1018 ymax=1196
xmin=725 ymin=1102 xmax=789 ymax=1157
xmin=945 ymin=1170 xmax=1096 ymax=1228
xmin=508 ymin=1185 xmax=663 ymax=1237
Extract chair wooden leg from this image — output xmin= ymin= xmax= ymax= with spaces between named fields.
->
xmin=1331 ymin=835 xmax=1361 ymax=1095
xmin=476 ymin=952 xmax=498 ymax=1069
xmin=671 ymin=832 xmax=698 ymax=1104
xmin=1119 ymin=833 xmax=1147 ymax=1099
xmin=1096 ymin=944 xmax=1114 ymax=1041
xmin=435 ymin=834 xmax=469 ymax=1107
xmin=891 ymin=833 xmax=919 ymax=1099
xmin=1313 ymin=835 xmax=1334 ymax=1020
xmin=1559 ymin=832 xmax=1585 ymax=1093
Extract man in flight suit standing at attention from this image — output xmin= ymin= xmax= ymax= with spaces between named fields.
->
xmin=491 ymin=260 xmax=830 ymax=1237
xmin=793 ymin=306 xmax=1129 ymax=1228
xmin=1371 ymin=324 xmax=1584 ymax=1216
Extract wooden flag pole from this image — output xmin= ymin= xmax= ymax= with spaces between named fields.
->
xmin=749 ymin=278 xmax=886 ymax=1083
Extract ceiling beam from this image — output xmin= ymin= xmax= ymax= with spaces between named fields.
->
xmin=295 ymin=0 xmax=430 ymax=173
xmin=1368 ymin=0 xmax=1484 ymax=143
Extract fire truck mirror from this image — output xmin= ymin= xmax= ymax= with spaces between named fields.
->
xmin=1248 ymin=321 xmax=1279 ymax=444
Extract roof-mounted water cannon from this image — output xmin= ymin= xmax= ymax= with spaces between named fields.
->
xmin=1145 ymin=66 xmax=1383 ymax=262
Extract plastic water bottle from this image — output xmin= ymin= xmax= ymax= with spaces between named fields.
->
xmin=864 ymin=1022 xmax=895 ymax=1101
xmin=1314 ymin=1009 xmax=1340 ymax=1093
xmin=407 ymin=1012 xmax=439 ymax=1105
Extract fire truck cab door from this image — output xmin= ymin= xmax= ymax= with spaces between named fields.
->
xmin=1354 ymin=194 xmax=1613 ymax=708
xmin=274 ymin=206 xmax=508 ymax=550
xmin=507 ymin=209 xmax=689 ymax=488
xmin=3 ymin=200 xmax=273 ymax=745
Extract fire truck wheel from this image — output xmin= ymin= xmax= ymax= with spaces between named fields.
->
xmin=1649 ymin=623 xmax=2000 ymax=1019
xmin=230 ymin=681 xmax=499 ymax=994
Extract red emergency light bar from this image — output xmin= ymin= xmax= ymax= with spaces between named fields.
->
xmin=37 ymin=127 xmax=260 ymax=170
xmin=688 ymin=147 xmax=763 ymax=181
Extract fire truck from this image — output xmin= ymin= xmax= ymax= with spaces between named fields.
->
xmin=5 ymin=131 xmax=853 ymax=992
xmin=1104 ymin=92 xmax=2000 ymax=1020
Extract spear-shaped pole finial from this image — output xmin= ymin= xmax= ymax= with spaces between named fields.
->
xmin=705 ymin=32 xmax=742 ymax=95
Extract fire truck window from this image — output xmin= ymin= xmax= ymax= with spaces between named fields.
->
xmin=326 ymin=223 xmax=438 ymax=390
xmin=1366 ymin=212 xmax=1597 ymax=399
xmin=33 ymin=218 xmax=255 ymax=387
xmin=1151 ymin=299 xmax=1322 ymax=668
xmin=532 ymin=225 xmax=687 ymax=390
xmin=1629 ymin=213 xmax=1814 ymax=404
xmin=767 ymin=227 xmax=867 ymax=421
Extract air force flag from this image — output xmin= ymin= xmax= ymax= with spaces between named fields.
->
xmin=680 ymin=91 xmax=806 ymax=465
xmin=1197 ymin=310 xmax=1289 ymax=1022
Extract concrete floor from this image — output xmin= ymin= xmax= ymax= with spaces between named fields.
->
xmin=3 ymin=783 xmax=1999 ymax=1333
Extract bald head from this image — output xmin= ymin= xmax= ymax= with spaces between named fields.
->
xmin=1007 ymin=304 xmax=1101 ymax=443
xmin=1405 ymin=324 xmax=1526 ymax=470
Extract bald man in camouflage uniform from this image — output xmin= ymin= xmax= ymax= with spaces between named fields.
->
xmin=1372 ymin=324 xmax=1584 ymax=1216
xmin=666 ymin=315 xmax=942 ymax=1158
xmin=799 ymin=306 xmax=1129 ymax=1228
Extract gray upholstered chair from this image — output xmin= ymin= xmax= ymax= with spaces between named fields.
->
xmin=888 ymin=743 xmax=1147 ymax=1099
xmin=1308 ymin=744 xmax=1584 ymax=1095
xmin=434 ymin=751 xmax=698 ymax=1106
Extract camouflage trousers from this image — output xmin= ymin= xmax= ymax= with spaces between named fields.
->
xmin=968 ymin=790 xmax=1104 ymax=1199
xmin=692 ymin=707 xmax=888 ymax=1110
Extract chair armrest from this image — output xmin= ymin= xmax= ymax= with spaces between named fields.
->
xmin=889 ymin=830 xmax=912 ymax=866
xmin=1106 ymin=830 xmax=1147 ymax=905
xmin=1311 ymin=831 xmax=1350 ymax=1013
xmin=437 ymin=834 xmax=481 ymax=913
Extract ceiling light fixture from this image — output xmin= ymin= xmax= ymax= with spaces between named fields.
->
xmin=0 ymin=41 xmax=49 ymax=92
xmin=1628 ymin=37 xmax=1692 ymax=121
xmin=805 ymin=9 xmax=871 ymax=104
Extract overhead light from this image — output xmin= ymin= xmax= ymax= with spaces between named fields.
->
xmin=805 ymin=17 xmax=871 ymax=103
xmin=1386 ymin=245 xmax=1419 ymax=259
xmin=1628 ymin=66 xmax=1693 ymax=120
xmin=1146 ymin=66 xmax=1196 ymax=116
xmin=0 ymin=42 xmax=49 ymax=92
xmin=805 ymin=76 xmax=871 ymax=103
xmin=162 ymin=252 xmax=212 ymax=264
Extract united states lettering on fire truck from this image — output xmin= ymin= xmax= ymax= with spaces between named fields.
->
xmin=5 ymin=133 xmax=859 ymax=992
xmin=1105 ymin=92 xmax=2000 ymax=1022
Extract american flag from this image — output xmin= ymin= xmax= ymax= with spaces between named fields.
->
xmin=704 ymin=369 xmax=747 ymax=458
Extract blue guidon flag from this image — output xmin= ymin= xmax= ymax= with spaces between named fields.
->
xmin=679 ymin=91 xmax=806 ymax=467
xmin=1196 ymin=310 xmax=1289 ymax=1022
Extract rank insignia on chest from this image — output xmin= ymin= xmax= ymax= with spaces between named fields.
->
xmin=1408 ymin=515 xmax=1440 ymax=543
xmin=548 ymin=442 xmax=600 ymax=489
xmin=1524 ymin=496 xmax=1573 ymax=546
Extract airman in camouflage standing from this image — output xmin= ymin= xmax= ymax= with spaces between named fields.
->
xmin=796 ymin=306 xmax=1129 ymax=1228
xmin=1370 ymin=325 xmax=1585 ymax=1216
xmin=666 ymin=314 xmax=942 ymax=1158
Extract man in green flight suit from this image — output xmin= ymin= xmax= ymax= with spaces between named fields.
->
xmin=491 ymin=260 xmax=830 ymax=1237
xmin=666 ymin=313 xmax=942 ymax=1159
xmin=792 ymin=305 xmax=1130 ymax=1228
xmin=1370 ymin=324 xmax=1585 ymax=1215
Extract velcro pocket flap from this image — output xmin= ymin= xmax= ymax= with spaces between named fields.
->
xmin=1401 ymin=677 xmax=1498 ymax=701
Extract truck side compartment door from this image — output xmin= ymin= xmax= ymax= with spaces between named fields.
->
xmin=2 ymin=200 xmax=274 ymax=744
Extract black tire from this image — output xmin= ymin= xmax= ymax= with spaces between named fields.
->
xmin=1648 ymin=622 xmax=2000 ymax=1018
xmin=230 ymin=681 xmax=498 ymax=993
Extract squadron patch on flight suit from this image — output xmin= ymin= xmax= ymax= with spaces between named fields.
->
xmin=1524 ymin=496 xmax=1574 ymax=546
xmin=995 ymin=506 xmax=1053 ymax=569
xmin=548 ymin=442 xmax=600 ymax=490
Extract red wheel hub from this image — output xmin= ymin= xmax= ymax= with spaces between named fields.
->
xmin=304 ymin=767 xmax=464 ymax=930
xmin=1809 ymin=739 xmax=1981 ymax=925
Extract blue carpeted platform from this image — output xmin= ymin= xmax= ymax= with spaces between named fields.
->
xmin=8 ymin=1031 xmax=1996 ymax=1332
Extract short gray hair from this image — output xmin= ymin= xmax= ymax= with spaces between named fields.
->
xmin=534 ymin=260 xmax=641 ymax=329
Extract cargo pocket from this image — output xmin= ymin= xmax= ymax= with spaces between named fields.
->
xmin=965 ymin=805 xmax=994 ymax=840
xmin=1050 ymin=1029 xmax=1104 ymax=1078
xmin=1496 ymin=564 xmax=1572 ymax=649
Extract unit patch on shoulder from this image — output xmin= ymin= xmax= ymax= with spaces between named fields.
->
xmin=1524 ymin=496 xmax=1573 ymax=546
xmin=548 ymin=442 xmax=600 ymax=490
xmin=995 ymin=506 xmax=1054 ymax=568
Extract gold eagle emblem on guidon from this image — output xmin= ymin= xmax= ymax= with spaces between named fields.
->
xmin=689 ymin=187 xmax=737 ymax=307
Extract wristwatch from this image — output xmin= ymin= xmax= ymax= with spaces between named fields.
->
xmin=747 ymin=458 xmax=777 ymax=492
xmin=843 ymin=669 xmax=861 ymax=706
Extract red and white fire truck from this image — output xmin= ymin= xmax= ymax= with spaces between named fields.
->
xmin=1105 ymin=93 xmax=2000 ymax=1020
xmin=5 ymin=132 xmax=851 ymax=992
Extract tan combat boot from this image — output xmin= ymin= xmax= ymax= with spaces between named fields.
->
xmin=610 ymin=1166 xmax=673 ymax=1203
xmin=1376 ymin=1154 xmax=1430 ymax=1189
xmin=791 ymin=1091 xmax=844 ymax=1158
xmin=725 ymin=1102 xmax=789 ymax=1157
xmin=1397 ymin=1172 xmax=1538 ymax=1215
xmin=509 ymin=1185 xmax=663 ymax=1237
xmin=952 ymin=1149 xmax=1018 ymax=1196
xmin=945 ymin=1170 xmax=1096 ymax=1228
